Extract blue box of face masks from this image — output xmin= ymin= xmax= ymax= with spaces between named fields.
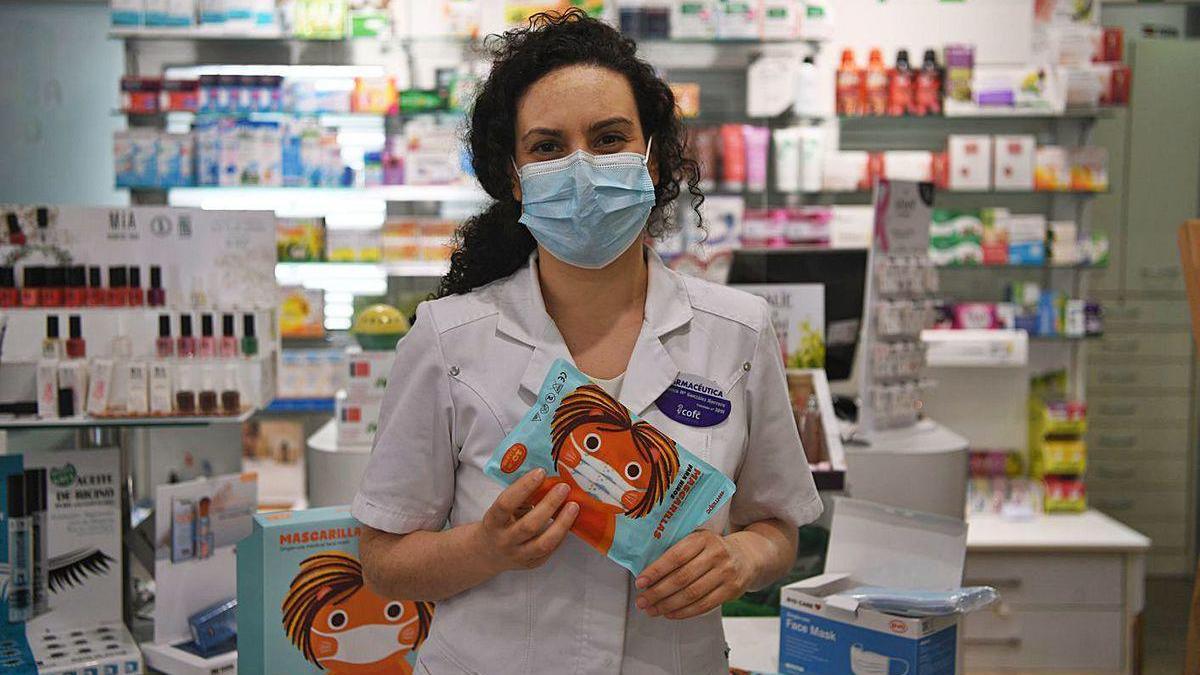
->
xmin=779 ymin=498 xmax=969 ymax=675
xmin=237 ymin=506 xmax=435 ymax=675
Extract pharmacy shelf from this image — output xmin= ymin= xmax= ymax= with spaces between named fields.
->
xmin=938 ymin=263 xmax=1108 ymax=271
xmin=109 ymin=27 xmax=341 ymax=42
xmin=263 ymin=398 xmax=336 ymax=414
xmin=1029 ymin=334 xmax=1102 ymax=342
xmin=839 ymin=107 xmax=1117 ymax=122
xmin=0 ymin=408 xmax=255 ymax=429
xmin=276 ymin=260 xmax=448 ymax=277
xmin=156 ymin=184 xmax=489 ymax=205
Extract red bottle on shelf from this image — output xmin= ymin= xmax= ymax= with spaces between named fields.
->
xmin=5 ymin=213 xmax=24 ymax=246
xmin=41 ymin=266 xmax=65 ymax=307
xmin=65 ymin=315 xmax=86 ymax=359
xmin=21 ymin=266 xmax=43 ymax=307
xmin=888 ymin=49 xmax=915 ymax=116
xmin=913 ymin=49 xmax=943 ymax=116
xmin=864 ymin=48 xmax=889 ymax=116
xmin=148 ymin=265 xmax=166 ymax=307
xmin=0 ymin=267 xmax=17 ymax=307
xmin=178 ymin=314 xmax=197 ymax=358
xmin=65 ymin=266 xmax=87 ymax=307
xmin=107 ymin=266 xmax=128 ymax=307
xmin=87 ymin=267 xmax=105 ymax=307
xmin=836 ymin=49 xmax=865 ymax=117
xmin=128 ymin=266 xmax=145 ymax=306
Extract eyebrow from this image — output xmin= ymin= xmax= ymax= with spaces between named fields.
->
xmin=519 ymin=117 xmax=636 ymax=143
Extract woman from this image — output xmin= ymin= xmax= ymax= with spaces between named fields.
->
xmin=353 ymin=11 xmax=822 ymax=674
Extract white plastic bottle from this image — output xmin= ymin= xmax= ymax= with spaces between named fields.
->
xmin=794 ymin=55 xmax=823 ymax=119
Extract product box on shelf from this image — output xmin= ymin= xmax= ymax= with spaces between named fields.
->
xmin=780 ymin=498 xmax=969 ymax=675
xmin=992 ymin=135 xmax=1036 ymax=191
xmin=238 ymin=506 xmax=435 ymax=674
xmin=0 ymin=449 xmax=144 ymax=674
xmin=1070 ymin=146 xmax=1109 ymax=192
xmin=1035 ymin=146 xmax=1071 ymax=192
xmin=141 ymin=473 xmax=257 ymax=675
xmin=929 ymin=210 xmax=983 ymax=267
xmin=280 ymin=287 xmax=326 ymax=340
xmin=342 ymin=347 xmax=395 ymax=402
xmin=1005 ymin=214 xmax=1048 ymax=266
xmin=277 ymin=217 xmax=326 ymax=262
xmin=336 ymin=392 xmax=382 ymax=447
xmin=947 ymin=135 xmax=992 ymax=191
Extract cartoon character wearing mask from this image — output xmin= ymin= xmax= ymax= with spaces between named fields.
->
xmin=513 ymin=384 xmax=680 ymax=553
xmin=282 ymin=552 xmax=434 ymax=675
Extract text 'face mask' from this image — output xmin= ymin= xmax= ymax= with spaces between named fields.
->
xmin=516 ymin=140 xmax=657 ymax=269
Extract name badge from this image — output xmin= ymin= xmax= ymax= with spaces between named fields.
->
xmin=655 ymin=374 xmax=731 ymax=428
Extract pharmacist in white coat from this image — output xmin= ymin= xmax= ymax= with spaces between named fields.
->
xmin=352 ymin=10 xmax=821 ymax=675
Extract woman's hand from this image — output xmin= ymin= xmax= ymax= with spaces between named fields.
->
xmin=633 ymin=529 xmax=754 ymax=620
xmin=474 ymin=468 xmax=579 ymax=574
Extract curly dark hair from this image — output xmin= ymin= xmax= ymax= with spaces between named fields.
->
xmin=435 ymin=9 xmax=702 ymax=298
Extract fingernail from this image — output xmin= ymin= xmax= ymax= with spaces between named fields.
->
xmin=554 ymin=483 xmax=569 ymax=497
xmin=647 ymin=607 xmax=659 ymax=617
xmin=636 ymin=597 xmax=648 ymax=609
xmin=635 ymin=577 xmax=649 ymax=589
xmin=566 ymin=502 xmax=579 ymax=515
xmin=533 ymin=468 xmax=545 ymax=479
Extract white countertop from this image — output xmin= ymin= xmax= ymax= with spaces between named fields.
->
xmin=967 ymin=510 xmax=1151 ymax=553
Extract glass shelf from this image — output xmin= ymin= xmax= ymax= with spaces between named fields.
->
xmin=0 ymin=408 xmax=256 ymax=429
xmin=276 ymin=260 xmax=448 ymax=277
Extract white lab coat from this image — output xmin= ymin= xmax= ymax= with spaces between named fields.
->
xmin=352 ymin=249 xmax=822 ymax=675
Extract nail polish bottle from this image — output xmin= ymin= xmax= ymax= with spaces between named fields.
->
xmin=128 ymin=266 xmax=145 ymax=307
xmin=65 ymin=266 xmax=87 ymax=307
xmin=219 ymin=314 xmax=238 ymax=358
xmin=21 ymin=266 xmax=43 ymax=307
xmin=111 ymin=314 xmax=132 ymax=361
xmin=220 ymin=363 xmax=241 ymax=415
xmin=87 ymin=266 xmax=105 ymax=307
xmin=148 ymin=265 xmax=166 ymax=307
xmin=34 ymin=207 xmax=50 ymax=244
xmin=241 ymin=313 xmax=258 ymax=357
xmin=40 ymin=267 xmax=65 ymax=307
xmin=107 ymin=266 xmax=128 ymax=307
xmin=156 ymin=314 xmax=175 ymax=358
xmin=42 ymin=316 xmax=63 ymax=359
xmin=0 ymin=267 xmax=17 ymax=307
xmin=5 ymin=213 xmax=25 ymax=246
xmin=175 ymin=363 xmax=197 ymax=415
xmin=178 ymin=314 xmax=197 ymax=358
xmin=198 ymin=365 xmax=218 ymax=415
xmin=199 ymin=314 xmax=215 ymax=358
xmin=65 ymin=315 xmax=86 ymax=359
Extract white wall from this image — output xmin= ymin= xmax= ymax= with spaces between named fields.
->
xmin=0 ymin=1 xmax=126 ymax=205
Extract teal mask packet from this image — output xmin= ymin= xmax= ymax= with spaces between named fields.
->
xmin=484 ymin=359 xmax=736 ymax=575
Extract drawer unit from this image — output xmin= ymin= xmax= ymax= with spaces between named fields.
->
xmin=963 ymin=553 xmax=1123 ymax=608
xmin=1087 ymin=425 xmax=1191 ymax=457
xmin=1090 ymin=489 xmax=1189 ymax=519
xmin=1087 ymin=362 xmax=1193 ymax=390
xmin=1089 ymin=458 xmax=1190 ymax=490
xmin=963 ymin=608 xmax=1124 ymax=671
xmin=1086 ymin=395 xmax=1193 ymax=424
xmin=1090 ymin=332 xmax=1194 ymax=362
xmin=1102 ymin=300 xmax=1193 ymax=329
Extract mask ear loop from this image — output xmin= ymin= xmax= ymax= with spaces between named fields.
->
xmin=643 ymin=136 xmax=654 ymax=166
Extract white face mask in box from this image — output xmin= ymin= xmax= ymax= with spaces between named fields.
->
xmin=515 ymin=139 xmax=656 ymax=270
xmin=850 ymin=644 xmax=910 ymax=675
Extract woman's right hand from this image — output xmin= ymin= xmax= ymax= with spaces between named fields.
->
xmin=475 ymin=468 xmax=579 ymax=573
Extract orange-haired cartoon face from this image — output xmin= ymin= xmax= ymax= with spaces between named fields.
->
xmin=282 ymin=552 xmax=433 ymax=675
xmin=551 ymin=385 xmax=679 ymax=520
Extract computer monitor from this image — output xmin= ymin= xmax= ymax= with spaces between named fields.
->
xmin=727 ymin=248 xmax=869 ymax=383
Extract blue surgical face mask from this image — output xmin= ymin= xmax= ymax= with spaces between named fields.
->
xmin=515 ymin=139 xmax=657 ymax=269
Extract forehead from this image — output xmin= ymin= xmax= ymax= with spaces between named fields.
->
xmin=515 ymin=64 xmax=639 ymax=132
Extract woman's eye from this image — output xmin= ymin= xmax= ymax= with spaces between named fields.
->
xmin=385 ymin=601 xmax=404 ymax=621
xmin=531 ymin=141 xmax=559 ymax=154
xmin=327 ymin=610 xmax=348 ymax=630
xmin=583 ymin=433 xmax=602 ymax=453
xmin=596 ymin=134 xmax=625 ymax=148
xmin=624 ymin=462 xmax=642 ymax=480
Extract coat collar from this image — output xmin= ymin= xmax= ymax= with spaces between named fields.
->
xmin=497 ymin=247 xmax=693 ymax=416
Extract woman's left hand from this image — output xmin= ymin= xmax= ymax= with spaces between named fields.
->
xmin=634 ymin=530 xmax=754 ymax=620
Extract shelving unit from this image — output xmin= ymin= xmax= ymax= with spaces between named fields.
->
xmin=0 ymin=410 xmax=255 ymax=429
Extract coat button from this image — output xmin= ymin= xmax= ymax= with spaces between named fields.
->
xmin=448 ymin=365 xmax=460 ymax=377
xmin=742 ymin=361 xmax=752 ymax=372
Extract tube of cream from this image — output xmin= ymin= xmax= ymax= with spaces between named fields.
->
xmin=719 ymin=124 xmax=747 ymax=192
xmin=772 ymin=127 xmax=803 ymax=193
xmin=743 ymin=125 xmax=770 ymax=193
xmin=798 ymin=126 xmax=828 ymax=193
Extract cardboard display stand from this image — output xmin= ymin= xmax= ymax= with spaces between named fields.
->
xmin=141 ymin=473 xmax=258 ymax=675
xmin=0 ymin=449 xmax=144 ymax=674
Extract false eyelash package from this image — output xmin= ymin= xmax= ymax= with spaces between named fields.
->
xmin=485 ymin=359 xmax=736 ymax=576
